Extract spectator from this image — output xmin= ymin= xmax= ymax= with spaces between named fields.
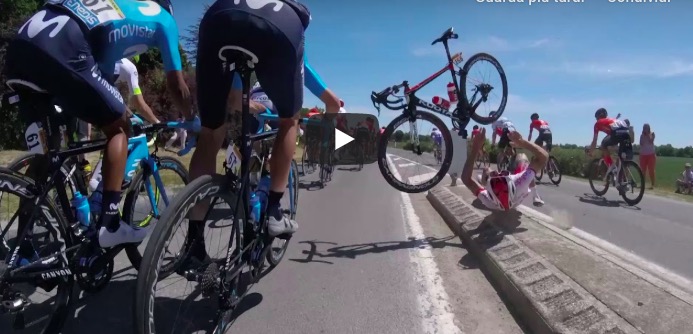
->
xmin=165 ymin=116 xmax=188 ymax=150
xmin=639 ymin=123 xmax=656 ymax=189
xmin=675 ymin=163 xmax=693 ymax=194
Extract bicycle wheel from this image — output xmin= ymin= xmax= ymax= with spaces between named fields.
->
xmin=7 ymin=152 xmax=86 ymax=196
xmin=0 ymin=170 xmax=75 ymax=334
xmin=620 ymin=160 xmax=645 ymax=206
xmin=122 ymin=156 xmax=190 ymax=270
xmin=267 ymin=160 xmax=298 ymax=267
xmin=134 ymin=174 xmax=245 ymax=334
xmin=547 ymin=156 xmax=562 ymax=185
xmin=588 ymin=158 xmax=609 ymax=196
xmin=377 ymin=111 xmax=453 ymax=193
xmin=460 ymin=53 xmax=509 ymax=125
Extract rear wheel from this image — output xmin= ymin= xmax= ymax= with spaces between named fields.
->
xmin=460 ymin=53 xmax=509 ymax=125
xmin=377 ymin=111 xmax=453 ymax=193
xmin=620 ymin=160 xmax=645 ymax=206
xmin=547 ymin=156 xmax=562 ymax=185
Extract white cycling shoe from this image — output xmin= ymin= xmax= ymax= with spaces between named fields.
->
xmin=268 ymin=215 xmax=298 ymax=237
xmin=98 ymin=221 xmax=150 ymax=248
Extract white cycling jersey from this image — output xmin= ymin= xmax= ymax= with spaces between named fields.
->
xmin=492 ymin=117 xmax=515 ymax=132
xmin=114 ymin=58 xmax=141 ymax=97
xmin=477 ymin=168 xmax=535 ymax=211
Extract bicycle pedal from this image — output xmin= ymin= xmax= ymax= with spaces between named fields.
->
xmin=275 ymin=233 xmax=292 ymax=241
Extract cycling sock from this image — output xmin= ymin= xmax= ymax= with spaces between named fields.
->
xmin=267 ymin=191 xmax=284 ymax=220
xmin=604 ymin=155 xmax=613 ymax=166
xmin=101 ymin=190 xmax=121 ymax=232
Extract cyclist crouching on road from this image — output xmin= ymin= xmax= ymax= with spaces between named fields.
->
xmin=462 ymin=128 xmax=548 ymax=211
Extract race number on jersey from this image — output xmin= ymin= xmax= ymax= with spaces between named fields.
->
xmin=49 ymin=0 xmax=125 ymax=30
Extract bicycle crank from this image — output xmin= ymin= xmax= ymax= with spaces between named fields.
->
xmin=73 ymin=243 xmax=114 ymax=293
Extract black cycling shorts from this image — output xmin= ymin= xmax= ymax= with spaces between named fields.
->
xmin=196 ymin=0 xmax=306 ymax=130
xmin=534 ymin=131 xmax=553 ymax=151
xmin=4 ymin=7 xmax=126 ymax=127
xmin=497 ymin=128 xmax=511 ymax=149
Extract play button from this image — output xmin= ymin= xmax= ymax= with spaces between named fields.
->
xmin=334 ymin=128 xmax=354 ymax=150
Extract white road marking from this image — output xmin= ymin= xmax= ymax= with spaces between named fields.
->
xmin=386 ymin=154 xmax=462 ymax=334
xmin=397 ymin=163 xmax=416 ymax=167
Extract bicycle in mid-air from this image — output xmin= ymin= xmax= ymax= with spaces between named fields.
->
xmin=0 ymin=79 xmax=192 ymax=333
xmin=587 ymin=140 xmax=645 ymax=206
xmin=134 ymin=47 xmax=302 ymax=334
xmin=371 ymin=27 xmax=508 ymax=193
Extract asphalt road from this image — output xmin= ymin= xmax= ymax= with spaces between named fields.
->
xmin=530 ymin=175 xmax=693 ymax=281
xmin=1 ymin=155 xmax=523 ymax=334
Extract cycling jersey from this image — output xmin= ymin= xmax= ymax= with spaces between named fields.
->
xmin=492 ymin=117 xmax=515 ymax=136
xmin=114 ymin=58 xmax=141 ymax=96
xmin=594 ymin=118 xmax=628 ymax=136
xmin=476 ymin=168 xmax=535 ymax=211
xmin=47 ymin=0 xmax=182 ymax=79
xmin=431 ymin=131 xmax=443 ymax=145
xmin=471 ymin=129 xmax=480 ymax=138
xmin=530 ymin=119 xmax=551 ymax=133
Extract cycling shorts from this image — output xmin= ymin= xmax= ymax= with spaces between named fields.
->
xmin=534 ymin=131 xmax=553 ymax=151
xmin=601 ymin=128 xmax=633 ymax=160
xmin=497 ymin=128 xmax=511 ymax=149
xmin=4 ymin=8 xmax=126 ymax=127
xmin=196 ymin=0 xmax=305 ymax=130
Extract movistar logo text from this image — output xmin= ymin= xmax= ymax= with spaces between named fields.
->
xmin=108 ymin=24 xmax=155 ymax=43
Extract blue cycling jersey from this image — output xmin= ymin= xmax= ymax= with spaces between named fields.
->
xmin=47 ymin=0 xmax=182 ymax=79
xmin=231 ymin=54 xmax=328 ymax=99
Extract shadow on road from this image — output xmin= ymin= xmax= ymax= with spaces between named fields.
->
xmin=577 ymin=193 xmax=642 ymax=210
xmin=299 ymin=181 xmax=323 ymax=191
xmin=337 ymin=166 xmax=361 ymax=172
xmin=290 ymin=236 xmax=462 ymax=264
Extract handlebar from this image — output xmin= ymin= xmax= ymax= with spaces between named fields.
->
xmin=132 ymin=120 xmax=199 ymax=157
xmin=370 ymin=82 xmax=408 ymax=114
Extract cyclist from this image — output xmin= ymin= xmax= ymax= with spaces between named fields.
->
xmin=471 ymin=125 xmax=481 ymax=138
xmin=4 ymin=0 xmax=194 ymax=249
xmin=587 ymin=108 xmax=633 ymax=182
xmin=190 ymin=0 xmax=334 ymax=246
xmin=491 ymin=115 xmax=516 ymax=169
xmin=462 ymin=128 xmax=548 ymax=211
xmin=431 ymin=127 xmax=443 ymax=159
xmin=528 ymin=113 xmax=552 ymax=152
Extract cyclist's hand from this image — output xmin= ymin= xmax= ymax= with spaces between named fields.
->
xmin=178 ymin=135 xmax=197 ymax=157
xmin=184 ymin=116 xmax=201 ymax=133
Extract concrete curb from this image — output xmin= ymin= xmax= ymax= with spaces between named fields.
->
xmin=427 ymin=187 xmax=640 ymax=334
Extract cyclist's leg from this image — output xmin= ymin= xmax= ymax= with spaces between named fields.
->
xmin=600 ymin=135 xmax=616 ymax=166
xmin=253 ymin=8 xmax=305 ymax=236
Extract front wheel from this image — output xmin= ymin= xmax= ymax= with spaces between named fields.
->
xmin=460 ymin=53 xmax=509 ymax=125
xmin=588 ymin=158 xmax=609 ymax=196
xmin=377 ymin=111 xmax=453 ymax=193
xmin=122 ymin=156 xmax=190 ymax=270
xmin=547 ymin=156 xmax=562 ymax=185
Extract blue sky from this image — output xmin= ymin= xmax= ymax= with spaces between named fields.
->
xmin=172 ymin=0 xmax=691 ymax=148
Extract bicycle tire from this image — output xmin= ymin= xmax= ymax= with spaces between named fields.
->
xmin=620 ymin=160 xmax=645 ymax=206
xmin=7 ymin=152 xmax=87 ymax=195
xmin=266 ymin=159 xmax=298 ymax=267
xmin=588 ymin=158 xmax=609 ymax=196
xmin=0 ymin=170 xmax=75 ymax=334
xmin=460 ymin=53 xmax=508 ymax=125
xmin=547 ymin=156 xmax=562 ymax=186
xmin=122 ymin=156 xmax=190 ymax=270
xmin=377 ymin=111 xmax=453 ymax=193
xmin=134 ymin=174 xmax=242 ymax=334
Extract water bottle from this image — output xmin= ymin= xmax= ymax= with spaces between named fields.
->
xmin=89 ymin=182 xmax=103 ymax=217
xmin=249 ymin=192 xmax=262 ymax=223
xmin=71 ymin=192 xmax=91 ymax=227
xmin=447 ymin=82 xmax=457 ymax=103
xmin=255 ymin=176 xmax=271 ymax=215
xmin=432 ymin=96 xmax=451 ymax=110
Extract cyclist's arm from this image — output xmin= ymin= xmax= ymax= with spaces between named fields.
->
xmin=528 ymin=126 xmax=533 ymax=141
xmin=462 ymin=148 xmax=483 ymax=195
xmin=157 ymin=16 xmax=192 ymax=120
xmin=514 ymin=137 xmax=548 ymax=171
xmin=589 ymin=124 xmax=600 ymax=151
xmin=304 ymin=56 xmax=340 ymax=114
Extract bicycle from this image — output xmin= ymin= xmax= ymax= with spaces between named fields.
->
xmin=496 ymin=145 xmax=516 ymax=172
xmin=534 ymin=148 xmax=562 ymax=185
xmin=587 ymin=140 xmax=645 ymax=206
xmin=371 ymin=27 xmax=508 ymax=193
xmin=475 ymin=150 xmax=490 ymax=169
xmin=134 ymin=48 xmax=302 ymax=334
xmin=0 ymin=79 xmax=193 ymax=333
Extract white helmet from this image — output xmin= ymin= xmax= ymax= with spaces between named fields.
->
xmin=485 ymin=171 xmax=516 ymax=211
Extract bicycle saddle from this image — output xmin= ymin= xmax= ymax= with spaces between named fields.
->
xmin=431 ymin=27 xmax=459 ymax=45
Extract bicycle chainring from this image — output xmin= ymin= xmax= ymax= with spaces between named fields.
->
xmin=72 ymin=244 xmax=113 ymax=293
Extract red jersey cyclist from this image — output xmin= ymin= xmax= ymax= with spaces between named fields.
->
xmin=528 ymin=113 xmax=552 ymax=152
xmin=587 ymin=108 xmax=634 ymax=186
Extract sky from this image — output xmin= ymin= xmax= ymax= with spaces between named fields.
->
xmin=171 ymin=0 xmax=692 ymax=148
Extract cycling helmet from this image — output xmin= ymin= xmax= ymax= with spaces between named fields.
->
xmin=340 ymin=99 xmax=345 ymax=107
xmin=485 ymin=171 xmax=516 ymax=211
xmin=473 ymin=125 xmax=479 ymax=130
xmin=595 ymin=108 xmax=607 ymax=119
xmin=432 ymin=128 xmax=438 ymax=131
xmin=530 ymin=113 xmax=539 ymax=120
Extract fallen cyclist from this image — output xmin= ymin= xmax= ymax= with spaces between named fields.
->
xmin=462 ymin=128 xmax=548 ymax=211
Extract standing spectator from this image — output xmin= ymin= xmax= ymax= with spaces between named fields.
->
xmin=639 ymin=123 xmax=656 ymax=189
xmin=676 ymin=163 xmax=693 ymax=194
